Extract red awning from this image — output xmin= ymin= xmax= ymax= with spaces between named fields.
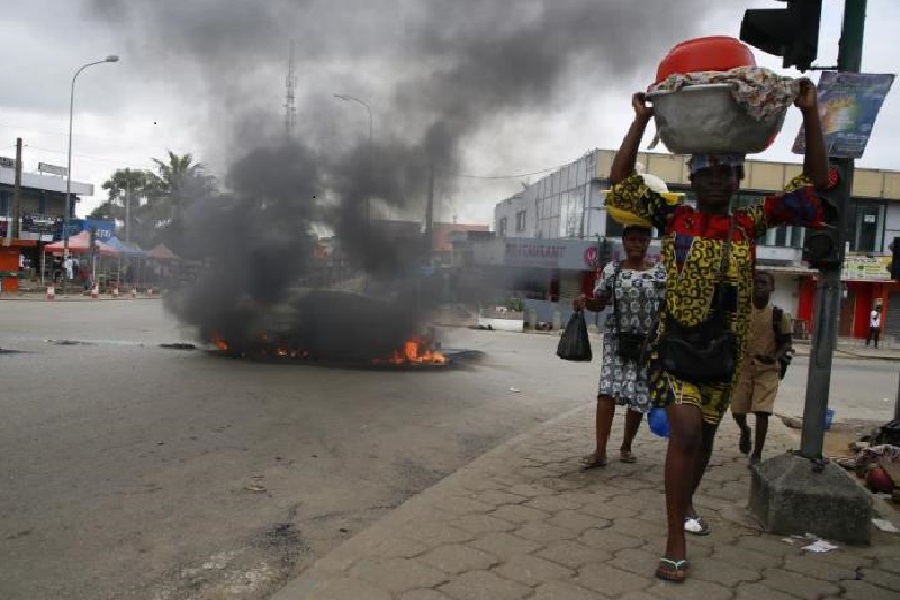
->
xmin=147 ymin=243 xmax=178 ymax=260
xmin=44 ymin=231 xmax=117 ymax=256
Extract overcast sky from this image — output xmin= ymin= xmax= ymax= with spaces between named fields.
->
xmin=1 ymin=0 xmax=897 ymax=225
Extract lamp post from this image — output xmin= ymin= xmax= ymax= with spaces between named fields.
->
xmin=332 ymin=93 xmax=373 ymax=146
xmin=62 ymin=55 xmax=119 ymax=295
xmin=333 ymin=93 xmax=373 ymax=224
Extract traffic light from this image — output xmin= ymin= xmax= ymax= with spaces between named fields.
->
xmin=890 ymin=236 xmax=900 ymax=280
xmin=740 ymin=1 xmax=822 ymax=71
xmin=802 ymin=162 xmax=847 ymax=269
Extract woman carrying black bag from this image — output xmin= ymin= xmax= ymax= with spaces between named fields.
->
xmin=575 ymin=225 xmax=665 ymax=469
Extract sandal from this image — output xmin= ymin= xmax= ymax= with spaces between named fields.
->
xmin=684 ymin=515 xmax=711 ymax=536
xmin=655 ymin=558 xmax=689 ymax=583
xmin=581 ymin=454 xmax=607 ymax=470
xmin=619 ymin=450 xmax=637 ymax=464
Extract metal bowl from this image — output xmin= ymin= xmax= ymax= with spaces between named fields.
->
xmin=646 ymin=83 xmax=786 ymax=155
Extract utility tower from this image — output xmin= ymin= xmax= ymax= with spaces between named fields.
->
xmin=284 ymin=40 xmax=297 ymax=137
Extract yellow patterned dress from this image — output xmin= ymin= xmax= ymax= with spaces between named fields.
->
xmin=605 ymin=173 xmax=825 ymax=425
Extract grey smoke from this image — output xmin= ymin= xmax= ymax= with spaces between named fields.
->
xmin=86 ymin=0 xmax=720 ymax=357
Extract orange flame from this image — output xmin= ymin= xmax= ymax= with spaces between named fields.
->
xmin=210 ymin=332 xmax=229 ymax=352
xmin=374 ymin=336 xmax=447 ymax=366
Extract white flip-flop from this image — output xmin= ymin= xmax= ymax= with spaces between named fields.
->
xmin=684 ymin=516 xmax=710 ymax=536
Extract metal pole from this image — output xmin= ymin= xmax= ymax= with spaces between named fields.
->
xmin=893 ymin=372 xmax=900 ymax=421
xmin=125 ymin=170 xmax=131 ymax=244
xmin=62 ymin=56 xmax=119 ymax=296
xmin=63 ymin=68 xmax=77 ymax=296
xmin=798 ymin=0 xmax=866 ymax=459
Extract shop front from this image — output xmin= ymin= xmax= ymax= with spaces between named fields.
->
xmin=796 ymin=254 xmax=899 ymax=340
xmin=468 ymin=237 xmax=661 ymax=328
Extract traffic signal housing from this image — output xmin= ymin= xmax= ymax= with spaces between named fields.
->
xmin=890 ymin=236 xmax=900 ymax=280
xmin=740 ymin=0 xmax=822 ymax=71
xmin=802 ymin=162 xmax=847 ymax=269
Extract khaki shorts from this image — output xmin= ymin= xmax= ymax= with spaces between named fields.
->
xmin=730 ymin=359 xmax=780 ymax=415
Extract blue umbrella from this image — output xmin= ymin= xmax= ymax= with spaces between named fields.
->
xmin=105 ymin=236 xmax=146 ymax=258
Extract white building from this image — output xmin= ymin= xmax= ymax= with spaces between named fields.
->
xmin=488 ymin=148 xmax=900 ymax=340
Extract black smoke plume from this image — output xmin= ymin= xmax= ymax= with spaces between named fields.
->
xmin=86 ymin=0 xmax=719 ymax=359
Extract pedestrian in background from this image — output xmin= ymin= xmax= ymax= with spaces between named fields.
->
xmin=867 ymin=308 xmax=882 ymax=349
xmin=575 ymin=225 xmax=665 ymax=468
xmin=730 ymin=271 xmax=793 ymax=467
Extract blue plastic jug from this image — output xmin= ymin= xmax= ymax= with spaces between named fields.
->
xmin=649 ymin=406 xmax=670 ymax=438
xmin=824 ymin=408 xmax=835 ymax=431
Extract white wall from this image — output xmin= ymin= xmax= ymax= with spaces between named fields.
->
xmin=770 ymin=274 xmax=800 ymax=317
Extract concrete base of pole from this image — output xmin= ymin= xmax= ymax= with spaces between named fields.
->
xmin=750 ymin=453 xmax=872 ymax=545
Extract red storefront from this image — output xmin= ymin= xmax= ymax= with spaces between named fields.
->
xmin=796 ymin=255 xmax=899 ymax=339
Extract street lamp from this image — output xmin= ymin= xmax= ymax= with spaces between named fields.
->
xmin=332 ymin=93 xmax=373 ymax=146
xmin=63 ymin=54 xmax=119 ymax=295
xmin=333 ymin=93 xmax=374 ymax=223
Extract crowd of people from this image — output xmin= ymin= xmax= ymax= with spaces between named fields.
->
xmin=572 ymin=79 xmax=828 ymax=583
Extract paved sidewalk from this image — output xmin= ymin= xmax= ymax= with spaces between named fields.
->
xmin=272 ymin=405 xmax=900 ymax=600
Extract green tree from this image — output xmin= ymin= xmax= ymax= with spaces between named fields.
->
xmin=89 ymin=169 xmax=150 ymax=234
xmin=145 ymin=150 xmax=216 ymax=226
xmin=97 ymin=151 xmax=216 ymax=249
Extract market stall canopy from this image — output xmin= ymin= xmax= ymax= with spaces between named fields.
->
xmin=148 ymin=244 xmax=178 ymax=260
xmin=105 ymin=236 xmax=146 ymax=258
xmin=45 ymin=231 xmax=117 ymax=256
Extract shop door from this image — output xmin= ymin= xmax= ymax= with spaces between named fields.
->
xmin=838 ymin=289 xmax=856 ymax=338
xmin=885 ymin=292 xmax=900 ymax=343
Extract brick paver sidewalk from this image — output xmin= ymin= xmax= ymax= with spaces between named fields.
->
xmin=273 ymin=405 xmax=900 ymax=600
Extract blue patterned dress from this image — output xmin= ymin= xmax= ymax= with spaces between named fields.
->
xmin=596 ymin=262 xmax=667 ymax=412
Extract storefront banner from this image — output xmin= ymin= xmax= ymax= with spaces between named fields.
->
xmin=476 ymin=238 xmax=665 ymax=271
xmin=792 ymin=72 xmax=895 ymax=159
xmin=20 ymin=214 xmax=63 ymax=242
xmin=503 ymin=238 xmax=601 ymax=270
xmin=78 ymin=219 xmax=115 ymax=239
xmin=841 ymin=254 xmax=892 ymax=281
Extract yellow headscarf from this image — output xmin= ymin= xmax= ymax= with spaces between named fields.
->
xmin=605 ymin=168 xmax=681 ymax=228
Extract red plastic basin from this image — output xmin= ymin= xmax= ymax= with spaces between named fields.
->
xmin=656 ymin=36 xmax=756 ymax=83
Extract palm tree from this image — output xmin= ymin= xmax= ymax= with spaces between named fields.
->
xmin=94 ymin=153 xmax=215 ymax=249
xmin=145 ymin=151 xmax=216 ymax=226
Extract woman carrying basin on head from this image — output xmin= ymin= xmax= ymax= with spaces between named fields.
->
xmin=605 ymin=81 xmax=831 ymax=582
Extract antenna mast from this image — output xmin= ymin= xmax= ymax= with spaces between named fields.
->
xmin=284 ymin=40 xmax=297 ymax=137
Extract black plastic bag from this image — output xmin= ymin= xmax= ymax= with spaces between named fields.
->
xmin=557 ymin=310 xmax=592 ymax=362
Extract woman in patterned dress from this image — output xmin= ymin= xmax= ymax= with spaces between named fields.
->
xmin=575 ymin=225 xmax=665 ymax=468
xmin=606 ymin=81 xmax=830 ymax=582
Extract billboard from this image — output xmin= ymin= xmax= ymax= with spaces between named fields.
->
xmin=793 ymin=72 xmax=895 ymax=159
xmin=841 ymin=254 xmax=892 ymax=281
xmin=20 ymin=214 xmax=63 ymax=242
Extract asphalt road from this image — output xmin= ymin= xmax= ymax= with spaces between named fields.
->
xmin=0 ymin=299 xmax=897 ymax=600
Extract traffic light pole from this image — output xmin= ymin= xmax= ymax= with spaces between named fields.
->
xmin=798 ymin=0 xmax=866 ymax=460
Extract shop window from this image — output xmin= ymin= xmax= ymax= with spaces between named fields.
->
xmin=515 ymin=210 xmax=526 ymax=232
xmin=856 ymin=207 xmax=880 ymax=253
xmin=497 ymin=217 xmax=507 ymax=237
xmin=0 ymin=191 xmax=8 ymax=216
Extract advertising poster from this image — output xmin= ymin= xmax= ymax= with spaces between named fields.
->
xmin=793 ymin=71 xmax=894 ymax=159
